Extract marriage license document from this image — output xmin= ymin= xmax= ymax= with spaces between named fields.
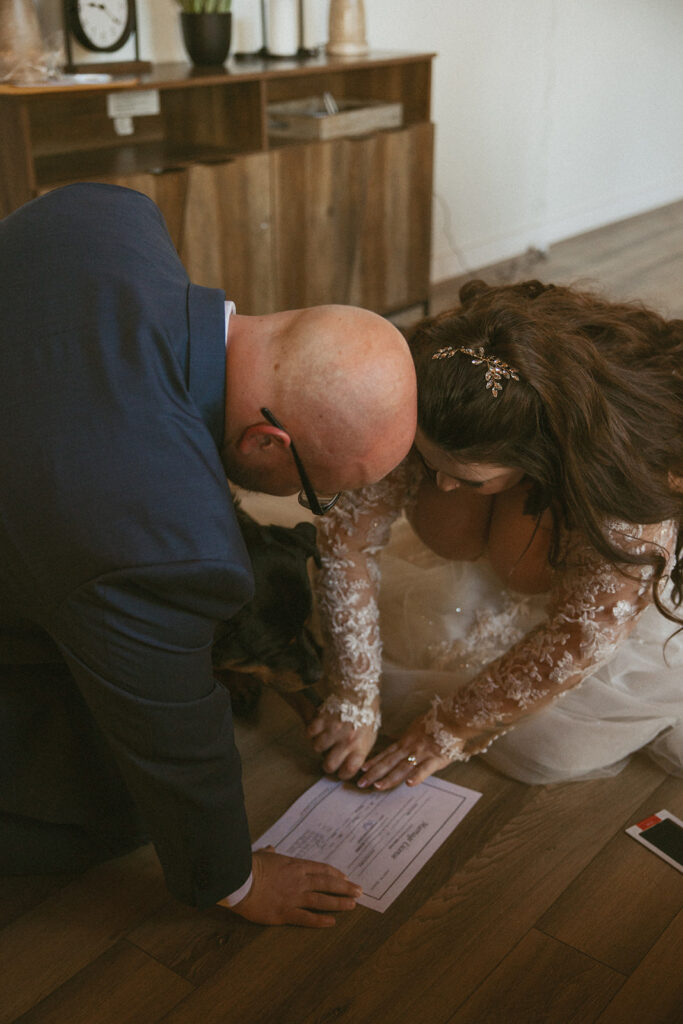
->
xmin=255 ymin=776 xmax=481 ymax=912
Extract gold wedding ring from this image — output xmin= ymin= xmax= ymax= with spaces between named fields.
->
xmin=407 ymin=754 xmax=417 ymax=764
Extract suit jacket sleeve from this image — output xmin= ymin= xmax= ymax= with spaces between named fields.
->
xmin=51 ymin=557 xmax=254 ymax=908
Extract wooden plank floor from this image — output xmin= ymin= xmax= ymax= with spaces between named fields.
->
xmin=2 ymin=202 xmax=682 ymax=1024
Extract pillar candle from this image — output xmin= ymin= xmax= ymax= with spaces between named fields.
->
xmin=267 ymin=0 xmax=299 ymax=57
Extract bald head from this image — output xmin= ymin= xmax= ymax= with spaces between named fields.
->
xmin=223 ymin=304 xmax=417 ymax=496
xmin=273 ymin=306 xmax=416 ymax=480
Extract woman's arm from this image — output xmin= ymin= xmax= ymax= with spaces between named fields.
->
xmin=307 ymin=462 xmax=415 ymax=777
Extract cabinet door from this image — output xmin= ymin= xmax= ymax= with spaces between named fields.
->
xmin=0 ymin=97 xmax=34 ymax=218
xmin=180 ymin=153 xmax=274 ymax=314
xmin=270 ymin=138 xmax=358 ymax=310
xmin=347 ymin=122 xmax=434 ymax=313
xmin=270 ymin=123 xmax=433 ymax=314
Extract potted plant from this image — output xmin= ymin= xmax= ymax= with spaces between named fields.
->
xmin=176 ymin=1 xmax=233 ymax=67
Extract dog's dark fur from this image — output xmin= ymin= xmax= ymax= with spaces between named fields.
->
xmin=212 ymin=505 xmax=323 ymax=718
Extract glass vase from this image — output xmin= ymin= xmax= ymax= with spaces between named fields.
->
xmin=327 ymin=0 xmax=368 ymax=57
xmin=0 ymin=0 xmax=46 ymax=84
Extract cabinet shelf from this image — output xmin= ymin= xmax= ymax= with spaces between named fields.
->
xmin=34 ymin=141 xmax=247 ymax=191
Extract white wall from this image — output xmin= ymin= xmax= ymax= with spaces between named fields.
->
xmin=363 ymin=0 xmax=683 ymax=281
xmin=43 ymin=0 xmax=683 ymax=284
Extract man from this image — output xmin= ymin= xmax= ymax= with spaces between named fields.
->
xmin=0 ymin=184 xmax=417 ymax=927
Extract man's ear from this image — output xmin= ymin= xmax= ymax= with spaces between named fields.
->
xmin=237 ymin=423 xmax=291 ymax=454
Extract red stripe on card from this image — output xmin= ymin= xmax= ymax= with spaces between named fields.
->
xmin=636 ymin=814 xmax=662 ymax=830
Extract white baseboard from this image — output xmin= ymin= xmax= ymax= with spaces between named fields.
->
xmin=431 ymin=233 xmax=542 ymax=284
xmin=431 ymin=178 xmax=683 ymax=285
xmin=541 ymin=177 xmax=683 ymax=250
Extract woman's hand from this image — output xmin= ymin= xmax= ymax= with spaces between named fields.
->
xmin=357 ymin=716 xmax=452 ymax=790
xmin=307 ymin=707 xmax=378 ymax=780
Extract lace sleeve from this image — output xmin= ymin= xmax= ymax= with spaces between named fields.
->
xmin=425 ymin=519 xmax=678 ymax=762
xmin=315 ymin=461 xmax=418 ymax=730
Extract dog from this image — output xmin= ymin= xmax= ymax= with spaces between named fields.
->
xmin=212 ymin=505 xmax=323 ymax=720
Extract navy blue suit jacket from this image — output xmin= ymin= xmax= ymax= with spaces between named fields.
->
xmin=0 ymin=184 xmax=255 ymax=906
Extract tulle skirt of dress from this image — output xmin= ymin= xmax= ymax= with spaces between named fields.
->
xmin=378 ymin=520 xmax=683 ymax=784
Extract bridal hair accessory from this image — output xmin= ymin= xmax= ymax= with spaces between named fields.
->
xmin=431 ymin=345 xmax=520 ymax=398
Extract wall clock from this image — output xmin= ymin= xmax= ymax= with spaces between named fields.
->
xmin=62 ymin=0 xmax=150 ymax=74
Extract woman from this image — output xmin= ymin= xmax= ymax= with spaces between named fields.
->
xmin=307 ymin=280 xmax=683 ymax=787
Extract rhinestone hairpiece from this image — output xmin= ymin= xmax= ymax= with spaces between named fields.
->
xmin=431 ymin=345 xmax=520 ymax=398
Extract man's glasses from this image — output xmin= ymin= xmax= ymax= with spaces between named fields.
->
xmin=260 ymin=408 xmax=341 ymax=516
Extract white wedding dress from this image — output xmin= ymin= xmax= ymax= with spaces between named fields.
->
xmin=312 ymin=456 xmax=683 ymax=784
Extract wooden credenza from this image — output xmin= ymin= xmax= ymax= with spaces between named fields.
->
xmin=0 ymin=53 xmax=434 ymax=316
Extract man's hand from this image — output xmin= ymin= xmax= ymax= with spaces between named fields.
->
xmin=222 ymin=847 xmax=362 ymax=927
xmin=307 ymin=708 xmax=378 ymax=780
xmin=357 ymin=716 xmax=452 ymax=790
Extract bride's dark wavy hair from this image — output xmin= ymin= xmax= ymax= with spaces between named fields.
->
xmin=409 ymin=279 xmax=683 ymax=626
